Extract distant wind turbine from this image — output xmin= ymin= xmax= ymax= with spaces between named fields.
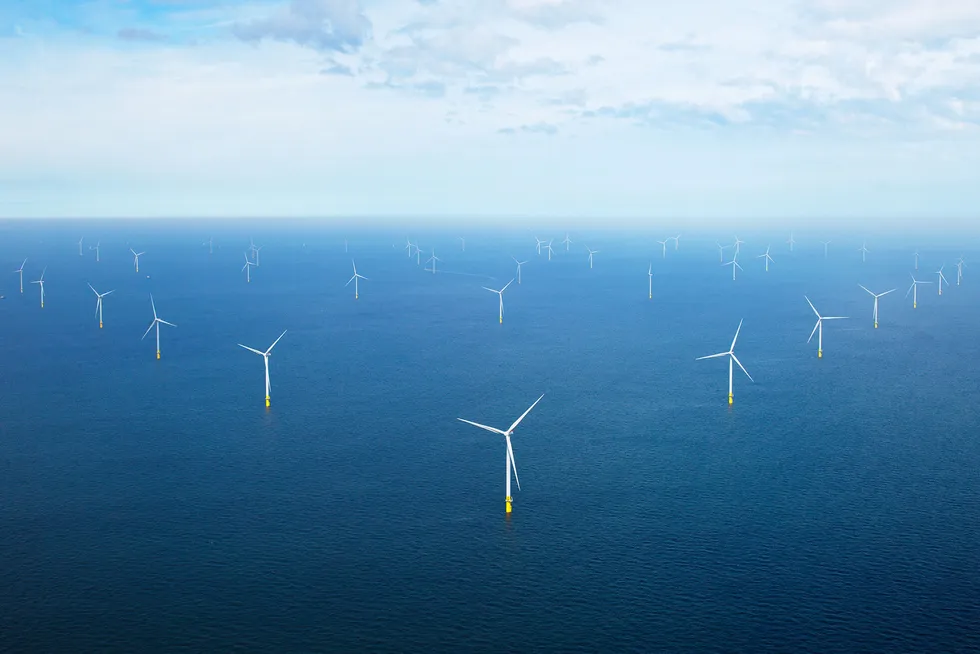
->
xmin=458 ymin=236 xmax=465 ymax=251
xmin=14 ymin=258 xmax=26 ymax=293
xmin=913 ymin=251 xmax=919 ymax=271
xmin=78 ymin=237 xmax=84 ymax=256
xmin=544 ymin=240 xmax=555 ymax=261
xmin=534 ymin=237 xmax=545 ymax=255
xmin=956 ymin=257 xmax=965 ymax=285
xmin=141 ymin=294 xmax=176 ymax=360
xmin=697 ymin=319 xmax=753 ymax=405
xmin=482 ymin=279 xmax=514 ymax=324
xmin=787 ymin=233 xmax=796 ymax=252
xmin=346 ymin=259 xmax=368 ymax=299
xmin=858 ymin=242 xmax=869 ymax=263
xmin=425 ymin=250 xmax=441 ymax=274
xmin=656 ymin=239 xmax=668 ymax=259
xmin=586 ymin=247 xmax=598 ymax=269
xmin=242 ymin=253 xmax=256 ymax=282
xmin=457 ymin=394 xmax=544 ymax=514
xmin=648 ymin=263 xmax=653 ymax=299
xmin=936 ymin=264 xmax=949 ymax=295
xmin=716 ymin=242 xmax=730 ymax=263
xmin=238 ymin=330 xmax=287 ymax=408
xmin=130 ymin=248 xmax=145 ymax=273
xmin=757 ymin=245 xmax=774 ymax=272
xmin=205 ymin=237 xmax=213 ymax=254
xmin=672 ymin=234 xmax=681 ymax=251
xmin=805 ymin=296 xmax=847 ymax=358
xmin=858 ymin=285 xmax=896 ymax=329
xmin=512 ymin=257 xmax=527 ymax=284
xmin=405 ymin=238 xmax=413 ymax=258
xmin=88 ymin=283 xmax=114 ymax=329
xmin=822 ymin=241 xmax=831 ymax=258
xmin=90 ymin=240 xmax=100 ymax=262
xmin=562 ymin=233 xmax=572 ymax=251
xmin=724 ymin=257 xmax=743 ymax=281
xmin=31 ymin=267 xmax=46 ymax=308
xmin=733 ymin=235 xmax=744 ymax=256
xmin=906 ymin=274 xmax=931 ymax=309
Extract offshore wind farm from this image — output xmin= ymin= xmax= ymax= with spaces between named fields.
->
xmin=2 ymin=222 xmax=979 ymax=652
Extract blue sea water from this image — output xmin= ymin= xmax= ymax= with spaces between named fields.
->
xmin=2 ymin=220 xmax=979 ymax=653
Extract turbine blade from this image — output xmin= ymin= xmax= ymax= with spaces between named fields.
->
xmin=457 ymin=418 xmax=507 ymax=436
xmin=731 ymin=353 xmax=753 ymax=382
xmin=858 ymin=284 xmax=874 ymax=296
xmin=88 ymin=283 xmax=98 ymax=295
xmin=730 ymin=319 xmax=743 ymax=351
xmin=507 ymin=394 xmax=545 ymax=434
xmin=266 ymin=330 xmax=287 ymax=353
xmin=150 ymin=294 xmax=157 ymax=319
xmin=141 ymin=322 xmax=155 ymax=340
xmin=238 ymin=344 xmax=265 ymax=355
xmin=158 ymin=320 xmax=177 ymax=327
xmin=804 ymin=295 xmax=820 ymax=318
xmin=807 ymin=320 xmax=819 ymax=343
xmin=500 ymin=279 xmax=514 ymax=293
xmin=507 ymin=437 xmax=521 ymax=492
xmin=696 ymin=352 xmax=729 ymax=360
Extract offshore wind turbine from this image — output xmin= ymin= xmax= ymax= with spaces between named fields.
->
xmin=672 ymin=234 xmax=681 ymax=251
xmin=457 ymin=394 xmax=544 ymax=514
xmin=648 ymin=263 xmax=653 ymax=299
xmin=716 ymin=242 xmax=730 ymax=263
xmin=90 ymin=240 xmax=101 ymax=262
xmin=14 ymin=258 xmax=26 ymax=293
xmin=482 ymin=279 xmax=514 ymax=324
xmin=415 ymin=245 xmax=422 ymax=265
xmin=787 ymin=233 xmax=796 ymax=252
xmin=31 ymin=267 xmax=46 ymax=308
xmin=78 ymin=237 xmax=84 ymax=256
xmin=696 ymin=319 xmax=753 ymax=405
xmin=733 ymin=236 xmax=744 ymax=256
xmin=130 ymin=248 xmax=145 ymax=273
xmin=88 ymin=283 xmax=114 ymax=328
xmin=586 ymin=247 xmax=598 ymax=269
xmin=405 ymin=238 xmax=413 ymax=258
xmin=562 ymin=233 xmax=572 ymax=251
xmin=724 ymin=257 xmax=743 ymax=280
xmin=936 ymin=264 xmax=949 ymax=295
xmin=805 ymin=296 xmax=847 ymax=358
xmin=425 ymin=250 xmax=441 ymax=274
xmin=346 ymin=259 xmax=368 ymax=299
xmin=656 ymin=239 xmax=668 ymax=259
xmin=544 ymin=240 xmax=555 ymax=261
xmin=914 ymin=251 xmax=919 ymax=271
xmin=238 ymin=330 xmax=287 ymax=408
xmin=205 ymin=237 xmax=213 ymax=254
xmin=458 ymin=236 xmax=465 ymax=251
xmin=822 ymin=241 xmax=831 ymax=258
xmin=242 ymin=253 xmax=255 ymax=282
xmin=141 ymin=294 xmax=176 ymax=360
xmin=906 ymin=274 xmax=931 ymax=309
xmin=534 ymin=237 xmax=545 ymax=255
xmin=858 ymin=285 xmax=896 ymax=329
xmin=858 ymin=242 xmax=869 ymax=263
xmin=512 ymin=257 xmax=527 ymax=284
xmin=757 ymin=245 xmax=774 ymax=272
xmin=956 ymin=257 xmax=965 ymax=285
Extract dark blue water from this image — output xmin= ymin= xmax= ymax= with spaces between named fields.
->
xmin=2 ymin=221 xmax=979 ymax=653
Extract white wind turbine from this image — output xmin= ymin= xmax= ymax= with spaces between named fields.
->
xmin=458 ymin=236 xmax=465 ymax=251
xmin=716 ymin=242 xmax=730 ymax=263
xmin=733 ymin=235 xmax=744 ymax=256
xmin=415 ymin=244 xmax=422 ymax=265
xmin=913 ymin=251 xmax=919 ymax=271
xmin=562 ymin=233 xmax=572 ymax=251
xmin=647 ymin=263 xmax=653 ymax=299
xmin=757 ymin=245 xmax=774 ymax=272
xmin=672 ymin=234 xmax=681 ymax=251
xmin=88 ymin=283 xmax=114 ymax=329
xmin=141 ymin=294 xmax=176 ymax=360
xmin=858 ymin=285 xmax=896 ymax=329
xmin=805 ymin=296 xmax=847 ymax=358
xmin=724 ymin=256 xmax=743 ymax=280
xmin=936 ymin=264 xmax=949 ymax=295
xmin=822 ymin=240 xmax=831 ymax=258
xmin=956 ymin=257 xmax=965 ymax=285
xmin=858 ymin=242 xmax=869 ymax=263
xmin=90 ymin=240 xmax=101 ymax=262
xmin=242 ymin=253 xmax=256 ymax=282
xmin=512 ymin=257 xmax=527 ymax=284
xmin=534 ymin=237 xmax=545 ymax=255
xmin=457 ymin=394 xmax=544 ymax=514
xmin=787 ymin=233 xmax=796 ymax=252
xmin=130 ymin=248 xmax=145 ymax=273
xmin=14 ymin=258 xmax=26 ymax=293
xmin=696 ymin=319 xmax=753 ymax=406
xmin=78 ymin=237 xmax=84 ymax=256
xmin=906 ymin=273 xmax=931 ymax=309
xmin=238 ymin=330 xmax=287 ymax=408
xmin=205 ymin=236 xmax=213 ymax=254
xmin=346 ymin=259 xmax=368 ymax=299
xmin=425 ymin=250 xmax=441 ymax=274
xmin=656 ymin=239 xmax=668 ymax=259
xmin=482 ymin=279 xmax=514 ymax=324
xmin=543 ymin=240 xmax=555 ymax=261
xmin=31 ymin=267 xmax=46 ymax=308
xmin=404 ymin=238 xmax=413 ymax=258
xmin=586 ymin=247 xmax=598 ymax=269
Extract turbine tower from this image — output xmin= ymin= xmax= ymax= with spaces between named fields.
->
xmin=757 ymin=246 xmax=774 ymax=272
xmin=130 ymin=248 xmax=145 ymax=273
xmin=141 ymin=294 xmax=176 ymax=360
xmin=906 ymin=274 xmax=932 ymax=309
xmin=14 ymin=258 xmax=26 ymax=294
xmin=858 ymin=285 xmax=896 ymax=329
xmin=805 ymin=296 xmax=847 ymax=358
xmin=346 ymin=259 xmax=368 ymax=299
xmin=647 ymin=263 xmax=653 ymax=299
xmin=31 ymin=267 xmax=46 ymax=308
xmin=936 ymin=264 xmax=949 ymax=295
xmin=696 ymin=319 xmax=753 ymax=405
xmin=88 ymin=283 xmax=115 ymax=329
xmin=482 ymin=279 xmax=514 ymax=324
xmin=238 ymin=330 xmax=287 ymax=408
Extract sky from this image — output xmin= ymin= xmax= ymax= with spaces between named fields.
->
xmin=1 ymin=0 xmax=979 ymax=223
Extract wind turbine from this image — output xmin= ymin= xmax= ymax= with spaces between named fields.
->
xmin=787 ymin=233 xmax=796 ymax=252
xmin=458 ymin=236 xmax=465 ymax=251
xmin=457 ymin=394 xmax=544 ymax=514
xmin=482 ymin=279 xmax=514 ymax=324
xmin=656 ymin=239 xmax=668 ymax=259
xmin=805 ymin=296 xmax=847 ymax=358
xmin=130 ymin=248 xmax=145 ymax=273
xmin=956 ymin=257 xmax=965 ymax=285
xmin=405 ymin=238 xmax=413 ymax=258
xmin=648 ymin=263 xmax=653 ymax=299
xmin=672 ymin=234 xmax=681 ymax=251
xmin=562 ymin=233 xmax=572 ymax=251
xmin=31 ymin=267 xmax=46 ymax=308
xmin=534 ymin=237 xmax=545 ymax=255
xmin=724 ymin=257 xmax=742 ymax=281
xmin=936 ymin=264 xmax=949 ymax=295
xmin=90 ymin=240 xmax=100 ymax=262
xmin=858 ymin=242 xmax=869 ymax=263
xmin=78 ymin=237 xmax=84 ymax=256
xmin=415 ymin=245 xmax=422 ymax=265
xmin=238 ymin=330 xmax=287 ymax=408
xmin=425 ymin=250 xmax=441 ymax=274
xmin=88 ymin=283 xmax=114 ymax=328
xmin=906 ymin=274 xmax=931 ymax=309
xmin=913 ymin=251 xmax=919 ymax=271
xmin=586 ymin=247 xmax=598 ymax=269
xmin=822 ymin=241 xmax=831 ymax=258
xmin=205 ymin=236 xmax=213 ymax=254
xmin=141 ymin=294 xmax=176 ymax=360
xmin=14 ymin=258 xmax=26 ymax=293
xmin=543 ymin=240 xmax=555 ymax=261
xmin=242 ymin=253 xmax=255 ymax=282
xmin=716 ymin=242 xmax=730 ymax=263
xmin=757 ymin=245 xmax=774 ymax=272
xmin=346 ymin=259 xmax=368 ymax=299
xmin=858 ymin=285 xmax=896 ymax=329
xmin=696 ymin=319 xmax=753 ymax=405
xmin=512 ymin=257 xmax=527 ymax=284
xmin=733 ymin=236 xmax=744 ymax=256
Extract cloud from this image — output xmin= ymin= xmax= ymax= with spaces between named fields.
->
xmin=233 ymin=0 xmax=372 ymax=53
xmin=498 ymin=121 xmax=558 ymax=134
xmin=321 ymin=62 xmax=354 ymax=75
xmin=117 ymin=28 xmax=169 ymax=42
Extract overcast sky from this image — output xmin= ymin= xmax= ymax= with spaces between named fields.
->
xmin=1 ymin=0 xmax=979 ymax=222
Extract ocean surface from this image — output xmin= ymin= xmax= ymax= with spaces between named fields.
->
xmin=2 ymin=221 xmax=979 ymax=653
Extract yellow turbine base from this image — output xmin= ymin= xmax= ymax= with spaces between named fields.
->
xmin=913 ymin=302 xmax=917 ymax=309
xmin=649 ymin=293 xmax=652 ymax=299
xmin=100 ymin=322 xmax=103 ymax=329
xmin=265 ymin=396 xmax=271 ymax=407
xmin=156 ymin=351 xmax=161 ymax=360
xmin=728 ymin=393 xmax=733 ymax=405
xmin=40 ymin=302 xmax=44 ymax=308
xmin=499 ymin=317 xmax=503 ymax=324
xmin=939 ymin=289 xmax=942 ymax=296
xmin=818 ymin=349 xmax=823 ymax=358
xmin=505 ymin=497 xmax=513 ymax=514
xmin=874 ymin=322 xmax=878 ymax=329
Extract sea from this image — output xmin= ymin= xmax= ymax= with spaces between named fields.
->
xmin=1 ymin=220 xmax=979 ymax=653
